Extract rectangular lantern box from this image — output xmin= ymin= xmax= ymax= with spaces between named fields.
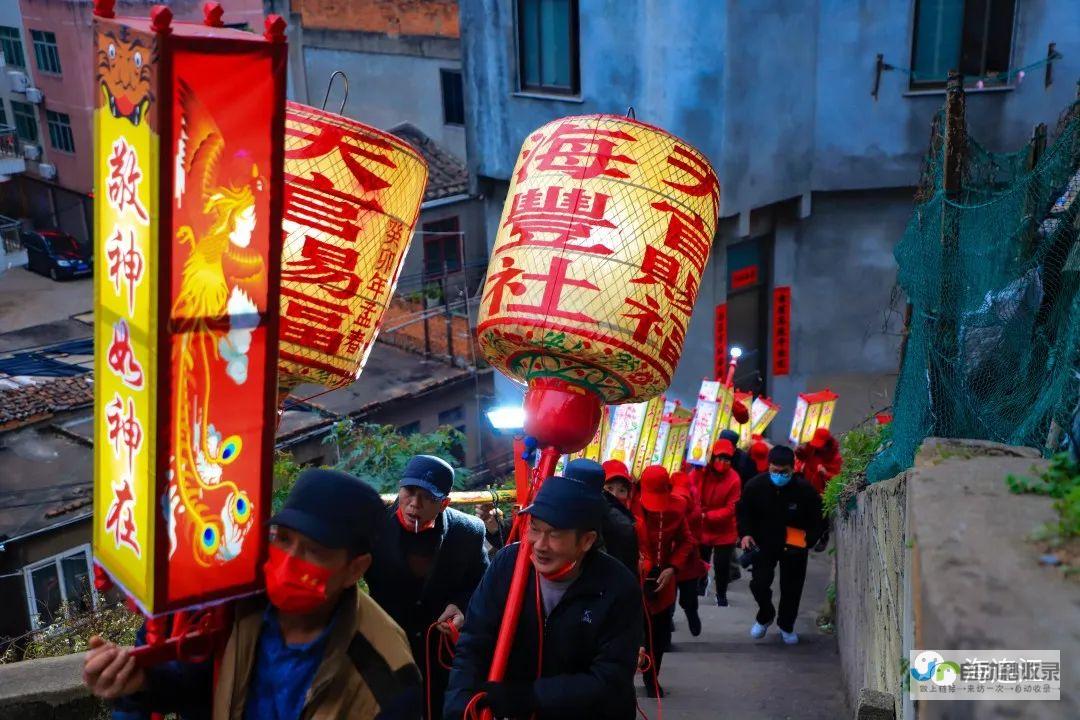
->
xmin=92 ymin=10 xmax=286 ymax=615
xmin=788 ymin=389 xmax=840 ymax=445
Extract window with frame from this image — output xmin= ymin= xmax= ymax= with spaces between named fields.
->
xmin=30 ymin=29 xmax=61 ymax=75
xmin=910 ymin=0 xmax=1016 ymax=88
xmin=46 ymin=109 xmax=74 ymax=153
xmin=0 ymin=26 xmax=25 ymax=69
xmin=11 ymin=100 xmax=38 ymax=143
xmin=422 ymin=216 xmax=463 ymax=278
xmin=438 ymin=406 xmax=465 ymax=426
xmin=398 ymin=421 xmax=421 ymax=436
xmin=23 ymin=545 xmax=96 ymax=629
xmin=516 ymin=0 xmax=580 ymax=95
xmin=441 ymin=69 xmax=464 ymax=126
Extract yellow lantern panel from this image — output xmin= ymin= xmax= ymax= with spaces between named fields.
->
xmin=278 ymin=103 xmax=428 ymax=389
xmin=477 ymin=115 xmax=719 ymax=404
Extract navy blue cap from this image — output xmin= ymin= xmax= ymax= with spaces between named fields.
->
xmin=564 ymin=458 xmax=605 ymax=494
xmin=719 ymin=429 xmax=741 ymax=445
xmin=270 ymin=468 xmax=383 ymax=555
xmin=399 ymin=455 xmax=454 ymax=500
xmin=522 ymin=475 xmax=604 ymax=530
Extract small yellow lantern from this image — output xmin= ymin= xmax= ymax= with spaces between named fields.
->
xmin=789 ymin=389 xmax=839 ymax=444
xmin=277 ymin=102 xmax=428 ymax=391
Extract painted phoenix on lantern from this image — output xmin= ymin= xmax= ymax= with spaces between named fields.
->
xmin=169 ymin=78 xmax=265 ymax=567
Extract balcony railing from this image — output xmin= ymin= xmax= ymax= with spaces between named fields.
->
xmin=0 ymin=215 xmax=21 ymax=253
xmin=0 ymin=125 xmax=19 ymax=159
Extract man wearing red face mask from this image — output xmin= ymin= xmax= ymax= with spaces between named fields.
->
xmin=635 ymin=465 xmax=696 ymax=698
xmin=695 ymin=439 xmax=742 ymax=607
xmin=83 ymin=468 xmax=421 ymax=719
xmin=366 ymin=455 xmax=489 ymax=720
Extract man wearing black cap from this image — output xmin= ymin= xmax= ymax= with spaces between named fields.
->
xmin=443 ymin=475 xmax=641 ymax=720
xmin=736 ymin=445 xmax=825 ymax=646
xmin=84 ymin=468 xmax=422 ymax=719
xmin=564 ymin=458 xmax=639 ymax=577
xmin=366 ymin=455 xmax=489 ymax=720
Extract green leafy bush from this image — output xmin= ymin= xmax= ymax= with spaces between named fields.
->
xmin=1007 ymin=452 xmax=1080 ymax=540
xmin=823 ymin=423 xmax=890 ymax=518
xmin=273 ymin=420 xmax=471 ymax=512
xmin=0 ymin=599 xmax=142 ymax=664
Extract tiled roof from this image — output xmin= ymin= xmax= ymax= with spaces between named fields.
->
xmin=390 ymin=123 xmax=469 ymax=201
xmin=0 ymin=376 xmax=94 ymax=430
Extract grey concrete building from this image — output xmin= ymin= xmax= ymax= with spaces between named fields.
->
xmin=460 ymin=0 xmax=1080 ymax=437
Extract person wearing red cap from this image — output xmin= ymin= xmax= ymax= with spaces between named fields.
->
xmin=749 ymin=438 xmax=772 ymax=476
xmin=634 ymin=465 xmax=695 ymax=698
xmin=694 ymin=439 xmax=743 ymax=607
xmin=671 ymin=471 xmax=706 ymax=636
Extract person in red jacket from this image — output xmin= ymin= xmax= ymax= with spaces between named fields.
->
xmin=635 ymin=465 xmax=695 ymax=699
xmin=670 ymin=471 xmax=706 ymax=637
xmin=749 ymin=438 xmax=771 ymax=475
xmin=795 ymin=427 xmax=842 ymax=551
xmin=695 ymin=439 xmax=742 ymax=607
xmin=795 ymin=427 xmax=843 ymax=495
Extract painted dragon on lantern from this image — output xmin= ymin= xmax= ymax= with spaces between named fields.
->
xmin=168 ymin=79 xmax=265 ymax=567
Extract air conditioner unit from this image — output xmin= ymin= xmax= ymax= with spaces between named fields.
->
xmin=22 ymin=144 xmax=40 ymax=161
xmin=24 ymin=87 xmax=43 ymax=104
xmin=37 ymin=163 xmax=56 ymax=180
xmin=7 ymin=70 xmax=28 ymax=93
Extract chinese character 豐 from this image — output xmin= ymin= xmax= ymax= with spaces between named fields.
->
xmin=502 ymin=187 xmax=617 ymax=256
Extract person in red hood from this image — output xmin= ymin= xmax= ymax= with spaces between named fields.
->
xmin=635 ymin=465 xmax=695 ymax=699
xmin=795 ymin=428 xmax=842 ymax=552
xmin=795 ymin=428 xmax=843 ymax=495
xmin=749 ymin=438 xmax=772 ymax=476
xmin=694 ymin=439 xmax=742 ymax=607
xmin=671 ymin=471 xmax=706 ymax=637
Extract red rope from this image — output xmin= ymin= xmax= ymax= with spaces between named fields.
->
xmin=425 ymin=621 xmax=461 ymax=720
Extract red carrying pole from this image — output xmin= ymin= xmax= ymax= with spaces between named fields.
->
xmin=483 ymin=446 xmax=559 ymax=699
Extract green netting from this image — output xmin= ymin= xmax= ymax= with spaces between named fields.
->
xmin=868 ymin=98 xmax=1080 ymax=483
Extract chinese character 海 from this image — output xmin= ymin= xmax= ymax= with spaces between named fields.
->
xmin=519 ymin=121 xmax=636 ymax=182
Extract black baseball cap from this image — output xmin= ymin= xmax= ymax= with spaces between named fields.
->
xmin=521 ymin=475 xmax=604 ymax=531
xmin=399 ymin=455 xmax=455 ymax=500
xmin=768 ymin=445 xmax=796 ymax=467
xmin=270 ymin=468 xmax=384 ymax=555
xmin=564 ymin=458 xmax=606 ymax=494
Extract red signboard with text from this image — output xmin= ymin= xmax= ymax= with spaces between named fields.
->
xmin=772 ymin=286 xmax=791 ymax=376
xmin=714 ymin=303 xmax=727 ymax=378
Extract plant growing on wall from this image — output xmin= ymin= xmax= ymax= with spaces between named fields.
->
xmin=823 ymin=422 xmax=890 ymax=518
xmin=1007 ymin=453 xmax=1080 ymax=571
xmin=273 ymin=420 xmax=471 ymax=511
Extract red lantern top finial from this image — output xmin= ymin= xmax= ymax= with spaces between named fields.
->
xmin=264 ymin=14 xmax=287 ymax=43
xmin=93 ymin=0 xmax=116 ymax=18
xmin=150 ymin=5 xmax=173 ymax=33
xmin=203 ymin=2 xmax=225 ymax=27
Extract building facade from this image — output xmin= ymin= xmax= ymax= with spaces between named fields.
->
xmin=0 ymin=0 xmax=264 ymax=245
xmin=460 ymin=0 xmax=1080 ymax=436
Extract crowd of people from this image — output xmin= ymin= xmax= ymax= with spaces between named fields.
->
xmin=83 ymin=428 xmax=843 ymax=719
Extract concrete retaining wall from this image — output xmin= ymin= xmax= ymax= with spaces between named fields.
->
xmin=0 ymin=651 xmax=105 ymax=720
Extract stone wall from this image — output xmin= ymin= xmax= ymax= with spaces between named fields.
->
xmin=835 ymin=470 xmax=908 ymax=720
xmin=0 ymin=652 xmax=105 ymax=720
xmin=835 ymin=438 xmax=1078 ymax=720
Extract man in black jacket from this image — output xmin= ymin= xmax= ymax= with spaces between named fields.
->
xmin=565 ymin=458 xmax=639 ymax=578
xmin=735 ymin=445 xmax=825 ymax=646
xmin=366 ymin=455 xmax=489 ymax=719
xmin=444 ymin=474 xmax=641 ymax=720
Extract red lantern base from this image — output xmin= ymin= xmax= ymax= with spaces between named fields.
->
xmin=523 ymin=376 xmax=603 ymax=454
